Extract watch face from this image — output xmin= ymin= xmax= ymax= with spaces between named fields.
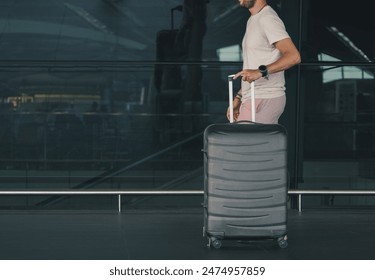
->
xmin=259 ymin=65 xmax=267 ymax=72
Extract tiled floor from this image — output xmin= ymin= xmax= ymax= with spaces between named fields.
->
xmin=1 ymin=207 xmax=375 ymax=260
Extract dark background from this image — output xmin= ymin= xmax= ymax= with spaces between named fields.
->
xmin=0 ymin=0 xmax=374 ymax=210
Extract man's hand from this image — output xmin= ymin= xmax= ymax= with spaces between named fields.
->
xmin=226 ymin=106 xmax=240 ymax=122
xmin=226 ymin=97 xmax=241 ymax=121
xmin=233 ymin=69 xmax=262 ymax=83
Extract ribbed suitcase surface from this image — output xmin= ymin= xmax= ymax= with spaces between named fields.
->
xmin=203 ymin=122 xmax=288 ymax=248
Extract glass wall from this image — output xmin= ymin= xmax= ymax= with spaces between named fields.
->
xmin=0 ymin=61 xmax=243 ymax=210
xmin=0 ymin=0 xmax=374 ymax=209
xmin=299 ymin=0 xmax=375 ymax=207
xmin=0 ymin=0 xmax=248 ymax=62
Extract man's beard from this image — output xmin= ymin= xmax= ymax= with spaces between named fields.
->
xmin=241 ymin=0 xmax=256 ymax=9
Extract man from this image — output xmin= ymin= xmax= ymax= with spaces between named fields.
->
xmin=227 ymin=0 xmax=301 ymax=124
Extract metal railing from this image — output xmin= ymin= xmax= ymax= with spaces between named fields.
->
xmin=0 ymin=189 xmax=204 ymax=213
xmin=288 ymin=189 xmax=375 ymax=212
xmin=1 ymin=189 xmax=375 ymax=212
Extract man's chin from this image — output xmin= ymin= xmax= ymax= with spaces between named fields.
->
xmin=240 ymin=0 xmax=255 ymax=9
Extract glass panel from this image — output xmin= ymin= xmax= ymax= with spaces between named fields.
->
xmin=302 ymin=0 xmax=375 ymax=62
xmin=0 ymin=0 xmax=250 ymax=62
xmin=300 ymin=65 xmax=375 ymax=207
xmin=300 ymin=0 xmax=375 ymax=208
xmin=0 ymin=62 xmax=241 ymax=209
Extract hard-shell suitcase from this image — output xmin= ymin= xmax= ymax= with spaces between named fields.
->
xmin=202 ymin=76 xmax=288 ymax=249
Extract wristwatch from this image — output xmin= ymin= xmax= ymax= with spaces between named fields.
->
xmin=258 ymin=65 xmax=269 ymax=80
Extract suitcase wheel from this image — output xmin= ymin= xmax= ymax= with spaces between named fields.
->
xmin=277 ymin=235 xmax=288 ymax=249
xmin=209 ymin=237 xmax=222 ymax=249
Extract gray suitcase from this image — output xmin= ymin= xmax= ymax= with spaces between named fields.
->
xmin=202 ymin=76 xmax=288 ymax=249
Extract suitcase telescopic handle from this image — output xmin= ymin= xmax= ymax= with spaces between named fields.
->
xmin=228 ymin=75 xmax=255 ymax=123
xmin=228 ymin=75 xmax=235 ymax=123
xmin=251 ymin=80 xmax=255 ymax=122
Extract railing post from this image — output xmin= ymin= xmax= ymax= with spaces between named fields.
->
xmin=118 ymin=194 xmax=121 ymax=213
xmin=298 ymin=194 xmax=302 ymax=212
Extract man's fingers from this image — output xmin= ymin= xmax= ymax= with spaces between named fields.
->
xmin=226 ymin=108 xmax=230 ymax=120
xmin=233 ymin=72 xmax=242 ymax=80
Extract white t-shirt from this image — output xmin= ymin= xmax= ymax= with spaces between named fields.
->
xmin=241 ymin=6 xmax=290 ymax=100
